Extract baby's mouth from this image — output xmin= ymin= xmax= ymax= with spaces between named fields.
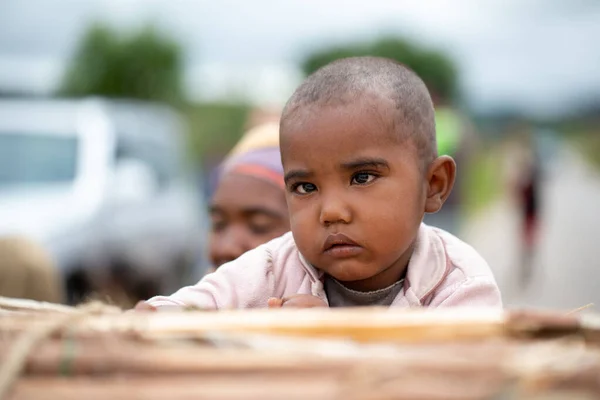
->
xmin=322 ymin=233 xmax=363 ymax=258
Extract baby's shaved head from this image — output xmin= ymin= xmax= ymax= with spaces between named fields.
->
xmin=281 ymin=56 xmax=437 ymax=165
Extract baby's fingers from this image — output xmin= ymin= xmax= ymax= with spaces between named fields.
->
xmin=267 ymin=297 xmax=284 ymax=308
xmin=133 ymin=301 xmax=157 ymax=312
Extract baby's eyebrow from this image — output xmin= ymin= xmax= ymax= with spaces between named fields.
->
xmin=284 ymin=169 xmax=313 ymax=183
xmin=341 ymin=157 xmax=390 ymax=171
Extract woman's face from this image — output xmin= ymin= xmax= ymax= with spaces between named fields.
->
xmin=209 ymin=173 xmax=290 ymax=267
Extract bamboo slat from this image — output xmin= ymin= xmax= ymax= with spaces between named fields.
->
xmin=2 ymin=298 xmax=600 ymax=399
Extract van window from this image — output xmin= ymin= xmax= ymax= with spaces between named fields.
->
xmin=0 ymin=132 xmax=78 ymax=187
xmin=115 ymin=139 xmax=178 ymax=189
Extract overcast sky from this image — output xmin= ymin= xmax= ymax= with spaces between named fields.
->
xmin=1 ymin=0 xmax=599 ymax=116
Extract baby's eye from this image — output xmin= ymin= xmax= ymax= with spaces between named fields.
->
xmin=351 ymin=172 xmax=376 ymax=185
xmin=293 ymin=182 xmax=317 ymax=194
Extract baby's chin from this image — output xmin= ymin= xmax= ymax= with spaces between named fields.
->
xmin=318 ymin=261 xmax=382 ymax=285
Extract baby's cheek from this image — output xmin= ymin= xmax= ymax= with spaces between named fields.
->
xmin=290 ymin=210 xmax=316 ymax=243
xmin=366 ymin=197 xmax=418 ymax=247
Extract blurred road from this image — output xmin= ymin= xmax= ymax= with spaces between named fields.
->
xmin=463 ymin=143 xmax=600 ymax=309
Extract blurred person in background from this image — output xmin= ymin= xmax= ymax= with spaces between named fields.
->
xmin=0 ymin=236 xmax=63 ymax=303
xmin=207 ymin=121 xmax=290 ymax=270
xmin=513 ymin=133 xmax=542 ymax=288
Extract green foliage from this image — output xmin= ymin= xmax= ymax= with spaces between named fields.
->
xmin=301 ymin=36 xmax=458 ymax=101
xmin=462 ymin=149 xmax=502 ymax=217
xmin=568 ymin=130 xmax=600 ymax=169
xmin=182 ymin=102 xmax=250 ymax=163
xmin=60 ymin=23 xmax=183 ymax=103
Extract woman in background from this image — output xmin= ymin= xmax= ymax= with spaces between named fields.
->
xmin=208 ymin=122 xmax=290 ymax=270
xmin=134 ymin=121 xmax=289 ymax=310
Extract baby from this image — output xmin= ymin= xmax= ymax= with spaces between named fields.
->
xmin=141 ymin=57 xmax=501 ymax=310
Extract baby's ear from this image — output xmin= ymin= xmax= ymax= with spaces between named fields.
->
xmin=425 ymin=156 xmax=456 ymax=214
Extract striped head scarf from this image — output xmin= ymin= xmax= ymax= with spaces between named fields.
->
xmin=210 ymin=122 xmax=284 ymax=194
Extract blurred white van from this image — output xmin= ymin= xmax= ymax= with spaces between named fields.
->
xmin=0 ymin=97 xmax=209 ymax=304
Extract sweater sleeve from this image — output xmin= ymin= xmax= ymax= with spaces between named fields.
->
xmin=145 ymin=244 xmax=275 ymax=310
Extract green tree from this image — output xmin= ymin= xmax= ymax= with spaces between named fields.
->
xmin=60 ymin=23 xmax=183 ymax=103
xmin=302 ymin=36 xmax=458 ymax=102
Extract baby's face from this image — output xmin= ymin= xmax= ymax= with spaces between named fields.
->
xmin=281 ymin=98 xmax=428 ymax=291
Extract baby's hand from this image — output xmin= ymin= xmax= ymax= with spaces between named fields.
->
xmin=268 ymin=294 xmax=327 ymax=309
xmin=133 ymin=301 xmax=157 ymax=312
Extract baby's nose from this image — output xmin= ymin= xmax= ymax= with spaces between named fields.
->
xmin=318 ymin=193 xmax=352 ymax=226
